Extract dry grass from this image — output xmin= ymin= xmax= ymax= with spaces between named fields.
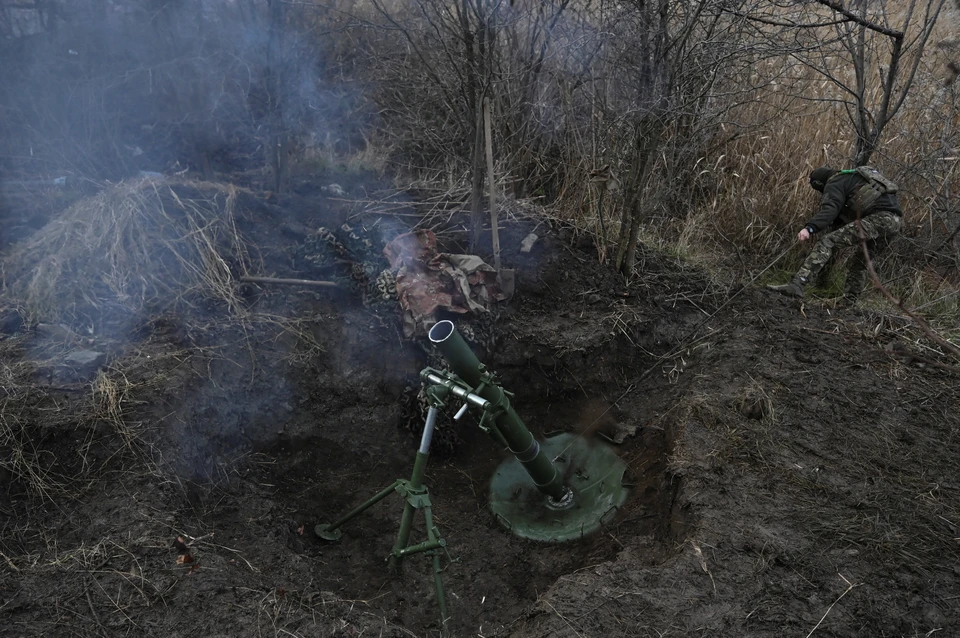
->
xmin=0 ymin=176 xmax=255 ymax=326
xmin=0 ymin=378 xmax=72 ymax=502
xmin=0 ymin=176 xmax=339 ymax=501
xmin=517 ymin=3 xmax=960 ymax=336
xmin=0 ymin=399 xmax=71 ymax=502
xmin=88 ymin=368 xmax=154 ymax=465
xmin=0 ymin=349 xmax=164 ymax=501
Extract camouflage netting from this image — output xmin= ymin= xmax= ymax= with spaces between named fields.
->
xmin=0 ymin=176 xmax=256 ymax=328
xmin=297 ymin=219 xmax=399 ymax=312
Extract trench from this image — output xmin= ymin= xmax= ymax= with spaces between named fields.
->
xmin=247 ymin=326 xmax=691 ymax=635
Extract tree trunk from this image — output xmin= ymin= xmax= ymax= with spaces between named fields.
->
xmin=266 ymin=0 xmax=286 ymax=193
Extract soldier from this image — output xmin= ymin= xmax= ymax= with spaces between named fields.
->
xmin=768 ymin=166 xmax=903 ymax=301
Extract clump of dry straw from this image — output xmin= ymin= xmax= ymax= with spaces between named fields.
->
xmin=1 ymin=176 xmax=254 ymax=325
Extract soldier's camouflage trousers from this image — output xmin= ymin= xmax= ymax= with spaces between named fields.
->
xmin=796 ymin=211 xmax=902 ymax=298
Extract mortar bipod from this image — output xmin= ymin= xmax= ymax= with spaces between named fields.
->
xmin=314 ymin=404 xmax=464 ymax=634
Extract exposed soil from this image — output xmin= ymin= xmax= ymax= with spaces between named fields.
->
xmin=1 ymin=170 xmax=959 ymax=638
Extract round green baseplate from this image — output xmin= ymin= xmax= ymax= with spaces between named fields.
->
xmin=489 ymin=433 xmax=632 ymax=542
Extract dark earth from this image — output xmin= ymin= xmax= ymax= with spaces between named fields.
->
xmin=1 ymin=168 xmax=958 ymax=638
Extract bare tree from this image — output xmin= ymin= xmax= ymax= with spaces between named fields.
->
xmin=603 ymin=0 xmax=763 ymax=275
xmin=352 ymin=0 xmax=780 ymax=273
xmin=361 ymin=0 xmax=581 ymax=249
xmin=740 ymin=0 xmax=949 ymax=166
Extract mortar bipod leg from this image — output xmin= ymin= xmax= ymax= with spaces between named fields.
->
xmin=422 ymin=500 xmax=450 ymax=632
xmin=315 ymin=478 xmax=405 ymax=541
xmin=389 ymin=406 xmax=437 ymax=568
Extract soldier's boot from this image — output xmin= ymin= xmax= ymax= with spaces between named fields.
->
xmin=766 ymin=275 xmax=806 ymax=298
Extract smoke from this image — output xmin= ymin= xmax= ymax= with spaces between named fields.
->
xmin=0 ymin=0 xmax=373 ymax=185
xmin=0 ymin=1 xmax=402 ymax=492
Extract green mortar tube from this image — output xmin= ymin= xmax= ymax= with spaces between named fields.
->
xmin=427 ymin=320 xmax=572 ymax=507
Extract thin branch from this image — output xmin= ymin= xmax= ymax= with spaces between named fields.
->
xmin=804 ymin=573 xmax=859 ymax=638
xmin=725 ymin=10 xmax=849 ymax=30
xmin=857 ymin=219 xmax=960 ymax=361
xmin=239 ymin=276 xmax=338 ymax=288
xmin=814 ymin=0 xmax=904 ymax=39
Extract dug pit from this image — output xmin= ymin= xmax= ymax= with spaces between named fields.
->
xmin=242 ymin=307 xmax=686 ymax=634
xmin=0 ymin=177 xmax=714 ymax=636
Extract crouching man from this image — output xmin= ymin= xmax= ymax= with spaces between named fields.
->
xmin=768 ymin=166 xmax=903 ymax=301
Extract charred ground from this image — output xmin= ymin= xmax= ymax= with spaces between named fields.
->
xmin=1 ymin=170 xmax=959 ymax=638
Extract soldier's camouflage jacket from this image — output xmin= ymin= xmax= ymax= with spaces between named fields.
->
xmin=806 ymin=171 xmax=903 ymax=234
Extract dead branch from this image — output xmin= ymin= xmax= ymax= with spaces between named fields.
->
xmin=239 ymin=276 xmax=338 ymax=288
xmin=814 ymin=0 xmax=904 ymax=39
xmin=805 ymin=573 xmax=859 ymax=638
xmin=857 ymin=218 xmax=960 ymax=361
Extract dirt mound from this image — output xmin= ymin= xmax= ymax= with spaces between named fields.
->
xmin=1 ymin=176 xmax=958 ymax=637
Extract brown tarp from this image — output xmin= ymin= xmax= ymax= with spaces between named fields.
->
xmin=383 ymin=229 xmax=508 ymax=338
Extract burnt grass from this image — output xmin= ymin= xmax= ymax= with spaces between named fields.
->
xmin=1 ymin=172 xmax=959 ymax=638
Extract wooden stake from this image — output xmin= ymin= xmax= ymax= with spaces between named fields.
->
xmin=484 ymin=96 xmax=501 ymax=273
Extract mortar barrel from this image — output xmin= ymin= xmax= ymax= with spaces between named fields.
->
xmin=428 ymin=321 xmax=484 ymax=387
xmin=428 ymin=320 xmax=570 ymax=505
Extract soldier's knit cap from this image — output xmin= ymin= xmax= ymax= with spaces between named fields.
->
xmin=809 ymin=167 xmax=837 ymax=192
